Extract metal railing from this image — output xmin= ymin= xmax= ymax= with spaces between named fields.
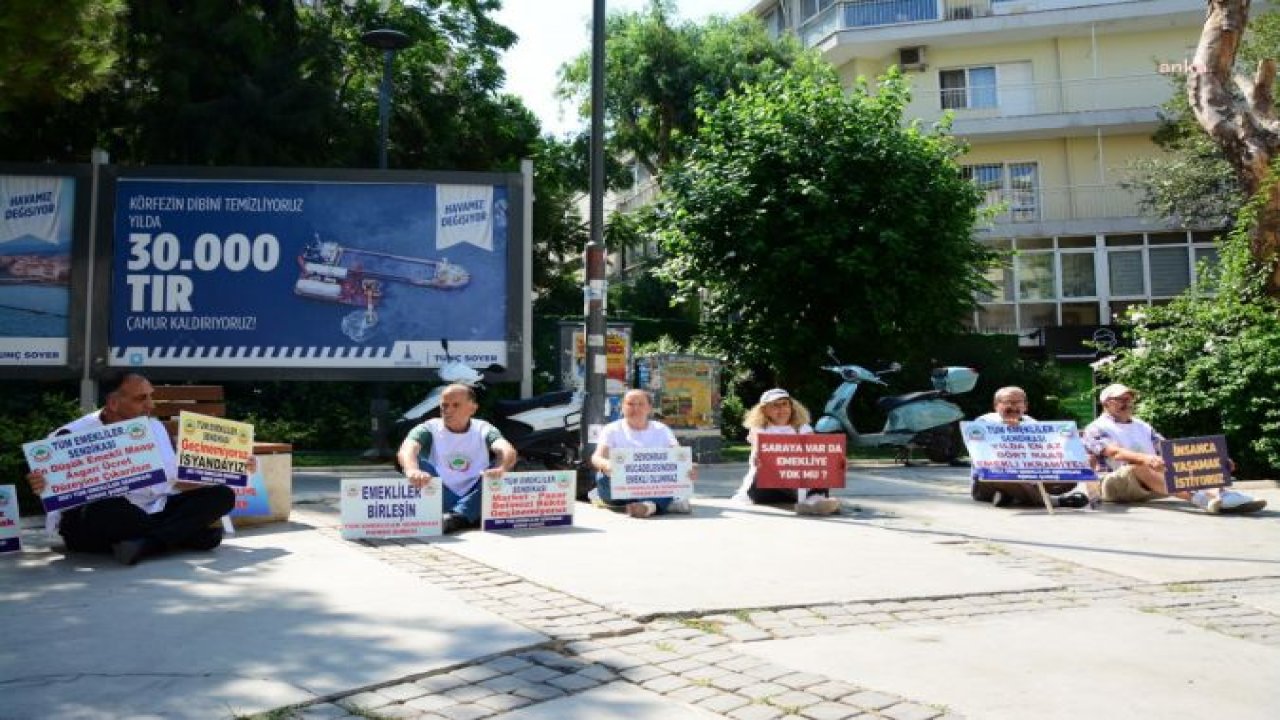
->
xmin=979 ymin=183 xmax=1145 ymax=224
xmin=908 ymin=73 xmax=1173 ymax=120
xmin=799 ymin=0 xmax=999 ymax=44
xmin=613 ymin=179 xmax=661 ymax=215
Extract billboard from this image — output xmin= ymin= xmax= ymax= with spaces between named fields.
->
xmin=0 ymin=165 xmax=91 ymax=378
xmin=95 ymin=167 xmax=523 ymax=380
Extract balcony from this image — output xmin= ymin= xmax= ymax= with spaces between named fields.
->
xmin=800 ymin=0 xmax=999 ymax=44
xmin=978 ymin=183 xmax=1149 ymax=231
xmin=613 ymin=178 xmax=662 ymax=215
xmin=907 ymin=73 xmax=1173 ymax=136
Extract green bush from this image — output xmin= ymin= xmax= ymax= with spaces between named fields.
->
xmin=1100 ymin=190 xmax=1280 ymax=478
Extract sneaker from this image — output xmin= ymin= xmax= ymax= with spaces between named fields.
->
xmin=1209 ymin=489 xmax=1267 ymax=515
xmin=1056 ymin=491 xmax=1089 ymax=509
xmin=796 ymin=496 xmax=841 ymax=515
xmin=626 ymin=501 xmax=657 ymax=518
xmin=587 ymin=488 xmax=607 ymax=508
xmin=668 ymin=498 xmax=692 ymax=514
xmin=991 ymin=490 xmax=1011 ymax=508
xmin=1191 ymin=490 xmax=1213 ymax=510
xmin=442 ymin=513 xmax=470 ymax=533
xmin=729 ymin=491 xmax=753 ymax=506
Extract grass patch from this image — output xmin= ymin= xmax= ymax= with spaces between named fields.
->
xmin=679 ymin=618 xmax=726 ymax=635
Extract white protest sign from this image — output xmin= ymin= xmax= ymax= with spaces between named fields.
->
xmin=609 ymin=446 xmax=693 ymax=500
xmin=23 ymin=420 xmax=169 ymax=513
xmin=962 ymin=421 xmax=1097 ymax=483
xmin=340 ymin=477 xmax=441 ymax=540
xmin=176 ymin=412 xmax=254 ymax=487
xmin=481 ymin=470 xmax=574 ymax=531
xmin=0 ymin=485 xmax=19 ymax=553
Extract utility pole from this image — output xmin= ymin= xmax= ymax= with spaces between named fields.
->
xmin=582 ymin=0 xmax=609 ymax=461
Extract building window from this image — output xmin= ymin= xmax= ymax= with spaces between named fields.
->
xmin=1149 ymin=246 xmax=1191 ymax=296
xmin=940 ymin=66 xmax=997 ymax=109
xmin=1016 ymin=253 xmax=1055 ymax=300
xmin=1107 ymin=250 xmax=1145 ymax=296
xmin=963 ymin=161 xmax=1040 ymax=220
xmin=1060 ymin=253 xmax=1096 ymax=297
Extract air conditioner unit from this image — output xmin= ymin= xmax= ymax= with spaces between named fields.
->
xmin=898 ymin=46 xmax=927 ymax=71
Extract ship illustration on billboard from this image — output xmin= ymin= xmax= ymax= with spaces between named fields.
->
xmin=294 ymin=235 xmax=469 ymax=305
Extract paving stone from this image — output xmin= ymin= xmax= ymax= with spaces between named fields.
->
xmin=442 ymin=685 xmax=496 ymax=704
xmin=728 ymin=704 xmax=787 ymax=720
xmin=404 ymin=695 xmax=460 ymax=713
xmin=477 ymin=674 xmax=537 ymax=694
xmin=743 ymin=664 xmax=793 ymax=682
xmin=775 ymin=672 xmax=827 ymax=690
xmin=724 ymin=624 xmax=773 ymax=641
xmin=294 ymin=703 xmax=356 ymax=719
xmin=577 ymin=663 xmax=618 ymax=681
xmin=452 ymin=665 xmax=502 ymax=683
xmin=512 ymin=683 xmax=567 ymax=701
xmin=474 ymin=693 xmax=535 ymax=712
xmin=768 ymin=690 xmax=822 ymax=709
xmin=547 ymin=672 xmax=602 ymax=692
xmin=514 ymin=666 xmax=564 ymax=684
xmin=660 ymin=658 xmax=706 ymax=673
xmin=807 ymin=681 xmax=857 ymax=700
xmin=434 ymin=704 xmax=496 ymax=720
xmin=800 ymin=702 xmax=861 ymax=720
xmin=880 ymin=701 xmax=944 ymax=720
xmin=338 ymin=691 xmax=396 ymax=711
xmin=668 ymin=685 xmax=721 ymax=704
xmin=642 ymin=674 xmax=694 ymax=693
xmin=416 ymin=674 xmax=469 ymax=693
xmin=376 ymin=705 xmax=430 ymax=720
xmin=711 ymin=673 xmax=757 ymax=692
xmin=378 ymin=683 xmax=431 ymax=702
xmin=697 ymin=692 xmax=751 ymax=713
xmin=739 ymin=682 xmax=789 ymax=700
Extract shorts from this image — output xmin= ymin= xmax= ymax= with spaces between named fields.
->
xmin=1100 ymin=465 xmax=1162 ymax=503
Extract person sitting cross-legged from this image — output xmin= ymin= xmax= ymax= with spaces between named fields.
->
xmin=1083 ymin=384 xmax=1265 ymax=514
xmin=398 ymin=383 xmax=518 ymax=533
xmin=588 ymin=389 xmax=696 ymax=518
xmin=970 ymin=385 xmax=1091 ymax=509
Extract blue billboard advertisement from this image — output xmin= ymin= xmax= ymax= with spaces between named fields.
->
xmin=0 ymin=173 xmax=78 ymax=369
xmin=105 ymin=174 xmax=518 ymax=377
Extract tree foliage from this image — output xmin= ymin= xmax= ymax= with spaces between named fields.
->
xmin=650 ymin=62 xmax=989 ymax=390
xmin=1100 ymin=176 xmax=1280 ymax=477
xmin=556 ymin=0 xmax=805 ymax=177
xmin=0 ymin=0 xmax=126 ymax=113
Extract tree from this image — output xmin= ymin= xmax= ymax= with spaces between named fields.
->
xmin=1188 ymin=0 xmax=1280 ymax=296
xmin=556 ymin=0 xmax=804 ymax=178
xmin=1100 ymin=181 xmax=1280 ymax=477
xmin=0 ymin=0 xmax=126 ymax=113
xmin=651 ymin=61 xmax=990 ymax=388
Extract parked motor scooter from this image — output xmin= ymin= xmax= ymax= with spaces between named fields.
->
xmin=813 ymin=348 xmax=978 ymax=464
xmin=393 ymin=340 xmax=585 ymax=490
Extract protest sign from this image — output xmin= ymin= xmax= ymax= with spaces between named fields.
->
xmin=340 ymin=477 xmax=441 ymax=540
xmin=1161 ymin=435 xmax=1231 ymax=493
xmin=481 ymin=470 xmax=574 ymax=531
xmin=23 ymin=419 xmax=169 ymax=513
xmin=176 ymin=412 xmax=253 ymax=487
xmin=609 ymin=446 xmax=693 ymax=500
xmin=963 ymin=421 xmax=1097 ymax=483
xmin=229 ymin=469 xmax=271 ymax=518
xmin=756 ymin=434 xmax=847 ymax=489
xmin=0 ymin=485 xmax=19 ymax=553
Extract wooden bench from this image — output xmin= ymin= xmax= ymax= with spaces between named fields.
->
xmin=152 ymin=384 xmax=293 ymax=526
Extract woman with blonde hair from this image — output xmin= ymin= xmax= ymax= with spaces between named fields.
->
xmin=731 ymin=388 xmax=841 ymax=515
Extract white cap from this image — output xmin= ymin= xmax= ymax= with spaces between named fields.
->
xmin=1099 ymin=383 xmax=1137 ymax=403
xmin=760 ymin=388 xmax=790 ymax=404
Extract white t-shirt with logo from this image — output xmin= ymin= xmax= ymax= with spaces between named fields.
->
xmin=407 ymin=418 xmax=504 ymax=495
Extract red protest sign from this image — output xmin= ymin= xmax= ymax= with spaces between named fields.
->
xmin=756 ymin=434 xmax=847 ymax=489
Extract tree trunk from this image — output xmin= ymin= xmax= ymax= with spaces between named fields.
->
xmin=1188 ymin=0 xmax=1280 ymax=296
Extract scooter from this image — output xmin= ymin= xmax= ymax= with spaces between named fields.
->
xmin=393 ymin=340 xmax=584 ymax=479
xmin=813 ymin=348 xmax=978 ymax=464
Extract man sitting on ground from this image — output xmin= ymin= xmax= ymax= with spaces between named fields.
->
xmin=1083 ymin=383 xmax=1265 ymax=514
xmin=26 ymin=372 xmax=236 ymax=566
xmin=399 ymin=383 xmax=518 ymax=533
xmin=971 ymin=385 xmax=1090 ymax=509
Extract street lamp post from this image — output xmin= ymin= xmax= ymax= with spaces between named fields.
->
xmin=360 ymin=27 xmax=413 ymax=460
xmin=361 ymin=28 xmax=413 ymax=170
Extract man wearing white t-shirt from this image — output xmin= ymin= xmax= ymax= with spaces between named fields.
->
xmin=26 ymin=373 xmax=236 ymax=566
xmin=1083 ymin=384 xmax=1265 ymax=514
xmin=399 ymin=383 xmax=518 ymax=533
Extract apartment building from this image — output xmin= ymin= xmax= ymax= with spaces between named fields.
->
xmin=744 ymin=0 xmax=1219 ymax=354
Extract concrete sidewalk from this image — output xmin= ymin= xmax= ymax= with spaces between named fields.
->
xmin=2 ymin=462 xmax=1277 ymax=720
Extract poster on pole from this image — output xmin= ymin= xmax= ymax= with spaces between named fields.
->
xmin=176 ymin=412 xmax=253 ymax=487
xmin=481 ymin=470 xmax=574 ymax=531
xmin=101 ymin=169 xmax=522 ymax=380
xmin=608 ymin=446 xmax=694 ymax=500
xmin=962 ymin=421 xmax=1097 ymax=483
xmin=340 ymin=477 xmax=441 ymax=540
xmin=23 ymin=420 xmax=169 ymax=513
xmin=1161 ymin=435 xmax=1232 ymax=494
xmin=0 ymin=169 xmax=88 ymax=376
xmin=0 ymin=485 xmax=19 ymax=553
xmin=756 ymin=434 xmax=847 ymax=489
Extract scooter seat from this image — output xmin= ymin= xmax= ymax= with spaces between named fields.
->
xmin=495 ymin=390 xmax=577 ymax=415
xmin=877 ymin=390 xmax=944 ymax=412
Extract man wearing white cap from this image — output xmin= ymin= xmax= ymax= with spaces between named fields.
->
xmin=1083 ymin=384 xmax=1266 ymax=514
